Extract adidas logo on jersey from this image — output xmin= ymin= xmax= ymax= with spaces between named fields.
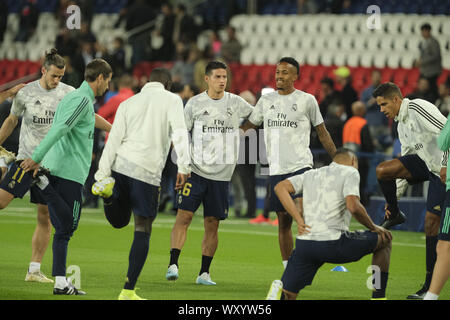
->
xmin=35 ymin=100 xmax=41 ymax=105
xmin=270 ymin=105 xmax=275 ymax=110
xmin=203 ymin=111 xmax=209 ymax=116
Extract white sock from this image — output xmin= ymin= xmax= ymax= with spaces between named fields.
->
xmin=28 ymin=262 xmax=41 ymax=273
xmin=0 ymin=158 xmax=7 ymax=168
xmin=282 ymin=260 xmax=288 ymax=269
xmin=423 ymin=291 xmax=439 ymax=300
xmin=55 ymin=276 xmax=68 ymax=289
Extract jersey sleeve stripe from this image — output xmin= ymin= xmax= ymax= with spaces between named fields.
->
xmin=408 ymin=102 xmax=445 ymax=130
xmin=65 ymin=98 xmax=88 ymax=127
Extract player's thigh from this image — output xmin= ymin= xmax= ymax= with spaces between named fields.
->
xmin=0 ymin=163 xmax=33 ymax=208
xmin=177 ymin=173 xmax=205 ymax=215
xmin=203 ymin=179 xmax=229 ymax=220
xmin=375 ymin=158 xmax=412 ymax=180
xmin=128 ymin=178 xmax=160 ymax=219
xmin=36 ymin=203 xmax=51 ymax=226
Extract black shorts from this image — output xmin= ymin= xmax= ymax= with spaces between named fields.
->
xmin=177 ymin=172 xmax=229 ymax=220
xmin=112 ymin=171 xmax=161 ymax=219
xmin=281 ymin=230 xmax=378 ymax=294
xmin=399 ymin=154 xmax=445 ymax=216
xmin=439 ymin=190 xmax=450 ymax=241
xmin=0 ymin=161 xmax=33 ymax=199
xmin=268 ymin=167 xmax=312 ymax=212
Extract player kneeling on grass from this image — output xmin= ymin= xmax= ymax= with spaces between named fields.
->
xmin=266 ymin=148 xmax=392 ymax=300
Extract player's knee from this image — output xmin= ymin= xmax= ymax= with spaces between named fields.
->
xmin=375 ymin=163 xmax=390 ymax=180
xmin=277 ymin=212 xmax=292 ymax=230
xmin=436 ymin=240 xmax=450 ymax=257
xmin=424 ymin=212 xmax=440 ymax=236
xmin=176 ymin=210 xmax=193 ymax=226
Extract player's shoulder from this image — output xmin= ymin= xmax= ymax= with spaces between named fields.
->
xmin=185 ymin=91 xmax=208 ymax=106
xmin=57 ymin=82 xmax=75 ymax=93
xmin=407 ymin=97 xmax=437 ymax=111
xmin=17 ymin=80 xmax=39 ymax=95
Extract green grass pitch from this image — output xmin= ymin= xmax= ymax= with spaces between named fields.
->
xmin=0 ymin=197 xmax=448 ymax=300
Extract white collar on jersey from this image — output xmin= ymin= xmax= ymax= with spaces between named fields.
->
xmin=395 ymin=98 xmax=410 ymax=123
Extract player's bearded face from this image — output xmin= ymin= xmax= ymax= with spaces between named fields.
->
xmin=43 ymin=65 xmax=65 ymax=90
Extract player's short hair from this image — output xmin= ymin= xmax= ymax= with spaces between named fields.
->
xmin=149 ymin=67 xmax=172 ymax=90
xmin=278 ymin=57 xmax=300 ymax=75
xmin=43 ymin=48 xmax=66 ymax=70
xmin=421 ymin=23 xmax=431 ymax=31
xmin=372 ymin=82 xmax=403 ymax=100
xmin=333 ymin=147 xmax=356 ymax=161
xmin=84 ymin=59 xmax=113 ymax=82
xmin=205 ymin=61 xmax=227 ymax=76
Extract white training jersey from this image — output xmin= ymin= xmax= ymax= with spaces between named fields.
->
xmin=185 ymin=91 xmax=253 ymax=181
xmin=288 ymin=162 xmax=361 ymax=241
xmin=10 ymin=80 xmax=75 ymax=159
xmin=248 ymin=89 xmax=323 ymax=176
xmin=395 ymin=98 xmax=448 ymax=197
xmin=96 ymin=82 xmax=191 ymax=186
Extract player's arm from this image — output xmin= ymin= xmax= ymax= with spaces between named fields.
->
xmin=0 ymin=83 xmax=25 ymax=105
xmin=346 ymin=195 xmax=392 ymax=243
xmin=94 ymin=113 xmax=112 ymax=132
xmin=240 ymin=120 xmax=258 ymax=132
xmin=274 ymin=180 xmax=310 ymax=235
xmin=95 ymin=102 xmax=127 ymax=181
xmin=169 ymin=95 xmax=191 ymax=189
xmin=315 ymin=122 xmax=337 ymax=158
xmin=0 ymin=113 xmax=19 ymax=145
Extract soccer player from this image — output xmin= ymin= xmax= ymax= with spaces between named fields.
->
xmin=20 ymin=58 xmax=113 ymax=295
xmin=0 ymin=50 xmax=73 ymax=283
xmin=266 ymin=148 xmax=392 ymax=300
xmin=91 ymin=68 xmax=191 ymax=300
xmin=241 ymin=57 xmax=337 ymax=268
xmin=423 ymin=114 xmax=450 ymax=300
xmin=373 ymin=82 xmax=446 ymax=299
xmin=166 ymin=61 xmax=254 ymax=285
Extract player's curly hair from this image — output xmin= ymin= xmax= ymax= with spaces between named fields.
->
xmin=43 ymin=48 xmax=66 ymax=70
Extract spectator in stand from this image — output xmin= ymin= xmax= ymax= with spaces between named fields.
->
xmin=194 ymin=45 xmax=215 ymax=92
xmin=436 ymin=79 xmax=450 ymax=117
xmin=153 ymin=2 xmax=176 ymax=61
xmin=334 ymin=66 xmax=358 ymax=119
xmin=361 ymin=69 xmax=388 ymax=149
xmin=319 ymin=77 xmax=340 ymax=117
xmin=15 ymin=0 xmax=39 ymax=42
xmin=172 ymin=4 xmax=197 ymax=45
xmin=171 ymin=43 xmax=198 ymax=86
xmin=55 ymin=28 xmax=79 ymax=60
xmin=61 ymin=56 xmax=82 ymax=88
xmin=210 ymin=30 xmax=222 ymax=58
xmin=77 ymin=21 xmax=97 ymax=45
xmin=297 ymin=0 xmax=319 ymax=14
xmin=413 ymin=77 xmax=438 ymax=104
xmin=416 ymin=23 xmax=442 ymax=100
xmin=342 ymin=101 xmax=374 ymax=205
xmin=126 ymin=0 xmax=157 ymax=66
xmin=221 ymin=26 xmax=242 ymax=63
xmin=325 ymin=102 xmax=345 ymax=149
xmin=107 ymin=37 xmax=126 ymax=77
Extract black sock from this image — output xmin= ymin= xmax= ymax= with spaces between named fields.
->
xmin=424 ymin=236 xmax=438 ymax=289
xmin=377 ymin=179 xmax=399 ymax=216
xmin=124 ymin=231 xmax=150 ymax=290
xmin=169 ymin=248 xmax=181 ymax=267
xmin=199 ymin=255 xmax=213 ymax=275
xmin=372 ymin=271 xmax=389 ymax=299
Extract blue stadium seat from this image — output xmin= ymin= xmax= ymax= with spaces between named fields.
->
xmin=6 ymin=0 xmax=21 ymax=13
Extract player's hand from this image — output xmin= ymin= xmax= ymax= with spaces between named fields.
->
xmin=6 ymin=83 xmax=25 ymax=98
xmin=175 ymin=173 xmax=189 ymax=190
xmin=20 ymin=158 xmax=40 ymax=175
xmin=296 ymin=220 xmax=311 ymax=236
xmin=373 ymin=225 xmax=392 ymax=245
xmin=440 ymin=167 xmax=447 ymax=184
